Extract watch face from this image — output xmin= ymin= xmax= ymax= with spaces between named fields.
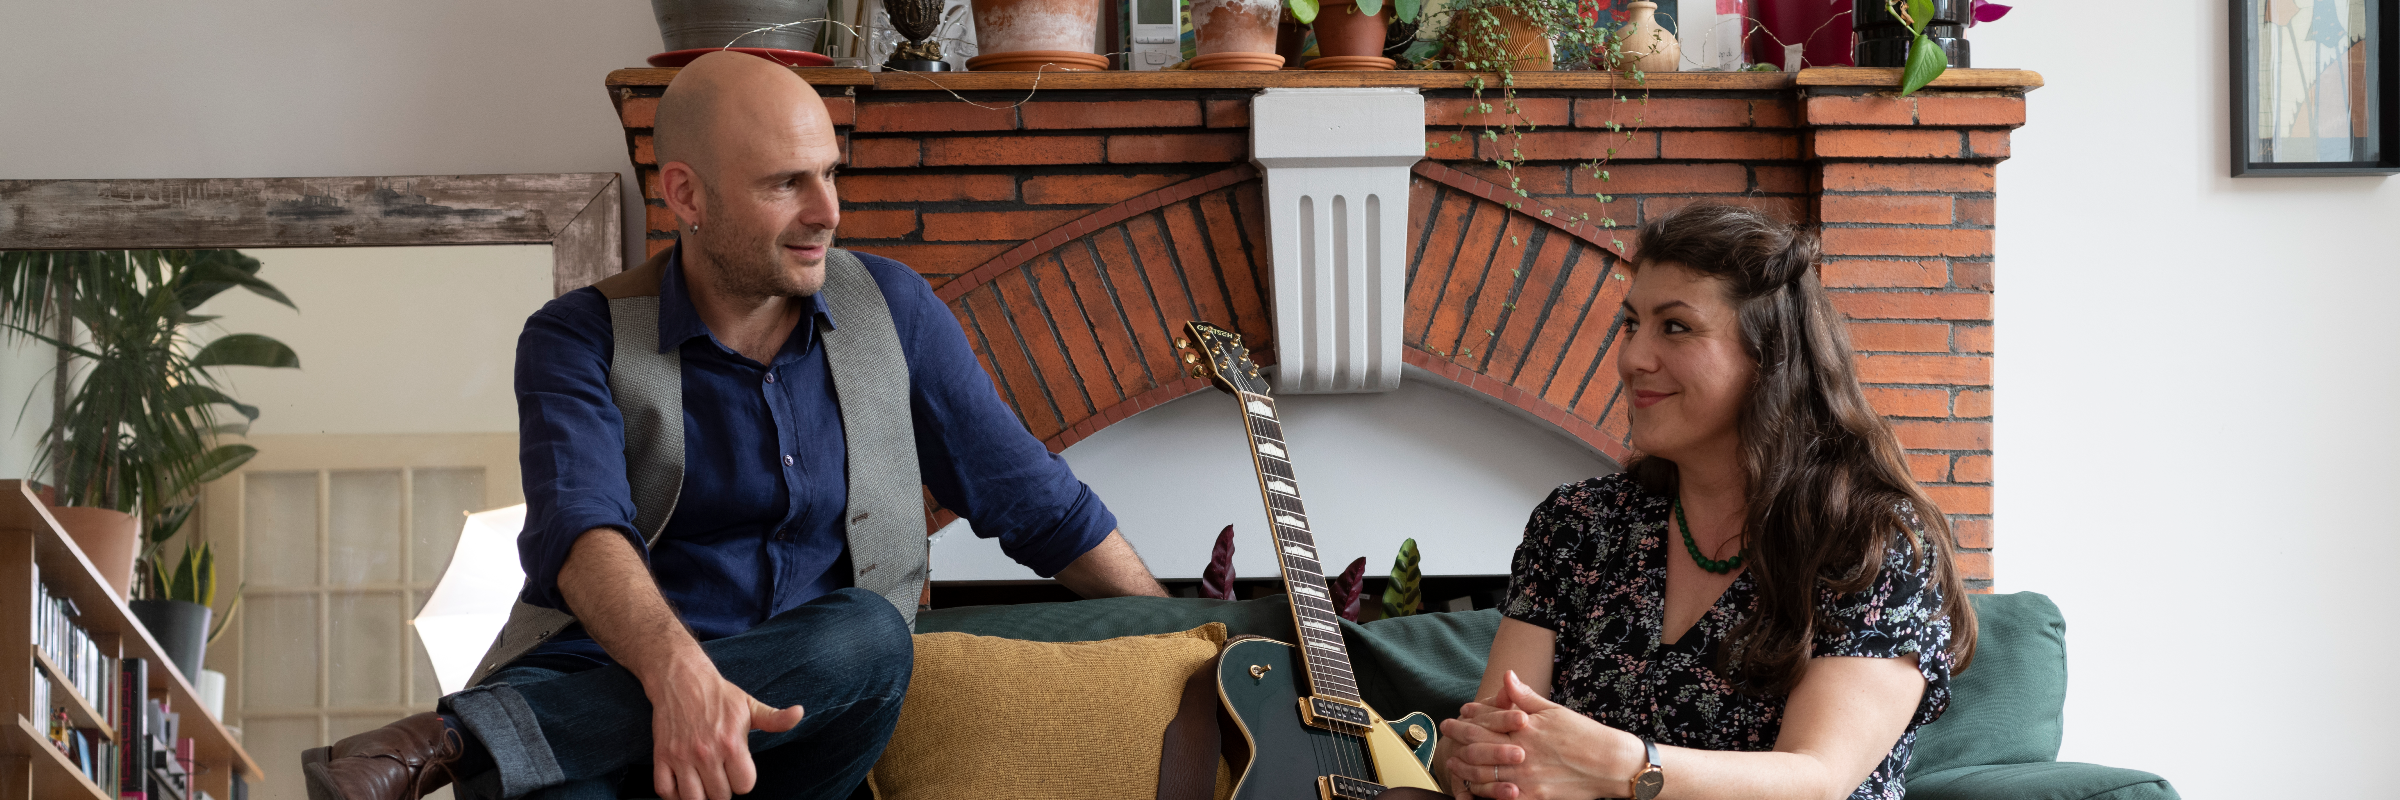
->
xmin=1634 ymin=769 xmax=1665 ymax=800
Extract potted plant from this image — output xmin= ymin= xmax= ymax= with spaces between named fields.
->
xmin=965 ymin=0 xmax=1110 ymax=70
xmin=130 ymin=542 xmax=241 ymax=684
xmin=0 ymin=249 xmax=300 ymax=599
xmin=1858 ymin=0 xmax=2010 ymax=93
xmin=1286 ymin=0 xmax=1420 ymax=69
xmin=1190 ymin=0 xmax=1288 ymax=70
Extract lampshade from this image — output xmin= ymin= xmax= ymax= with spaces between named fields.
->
xmin=412 ymin=503 xmax=528 ymax=695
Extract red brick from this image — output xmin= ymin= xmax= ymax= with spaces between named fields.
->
xmin=921 ymin=209 xmax=1090 ymax=242
xmin=1924 ymin=485 xmax=1991 ymax=516
xmin=1814 ymin=129 xmax=1963 ymax=159
xmin=1022 ymin=100 xmax=1203 ymax=129
xmin=1956 ymin=324 xmax=1993 ymax=353
xmin=852 ymin=243 xmax=1016 ymax=276
xmin=1969 ymin=130 xmax=2011 ymax=158
xmin=1823 ymin=259 xmax=1947 ymax=288
xmin=645 ymin=204 xmax=681 ymax=233
xmin=633 ymin=134 xmax=656 ymax=165
xmin=642 ymin=168 xmax=662 ymax=198
xmin=850 ymin=137 xmax=921 ymax=168
xmin=1206 ymin=99 xmax=1250 ymax=128
xmin=1953 ymin=550 xmax=1993 ymax=580
xmin=1751 ymin=99 xmax=1798 ymax=128
xmin=1892 ymin=420 xmax=1990 ymax=450
xmin=1849 ymin=322 xmax=1950 ymax=352
xmin=1906 ymin=453 xmax=1950 ymax=483
xmin=925 ymin=135 xmax=1104 ymax=166
xmin=1574 ymin=97 xmax=1750 ymax=128
xmin=856 ymin=101 xmax=1017 ymax=132
xmin=1455 ymin=162 xmax=1571 ymax=195
xmin=1954 ymin=389 xmax=1992 ymax=418
xmin=1952 ymin=261 xmax=1993 ymax=290
xmin=1753 ymin=166 xmax=1808 ymax=194
xmin=1429 ymin=97 xmax=1571 ymax=127
xmin=1660 ymin=131 xmax=1799 ymax=160
xmin=1107 ymin=132 xmax=1245 ymax=163
xmin=1426 ymin=131 xmax=1476 ymax=160
xmin=1951 ymin=519 xmax=1992 ymax=549
xmin=1824 ymin=196 xmax=1952 ymax=225
xmin=1570 ymin=162 xmax=1747 ymax=195
xmin=1822 ymin=228 xmax=1993 ymax=258
xmin=824 ymin=97 xmax=855 ymax=127
xmin=1022 ymin=173 xmax=1193 ymax=205
xmin=840 ymin=173 xmax=1016 ymax=203
xmin=1864 ymin=386 xmax=1952 ymax=417
xmin=1833 ymin=291 xmax=1991 ymax=320
xmin=1806 ymin=95 xmax=1916 ymax=126
xmin=1641 ymin=195 xmax=1806 ymax=224
xmin=1478 ymin=130 xmax=1659 ymax=162
xmin=1915 ymin=96 xmax=2027 ymax=127
xmin=1957 ymin=198 xmax=1995 ymax=226
xmin=619 ymin=96 xmax=657 ymax=128
xmin=835 ymin=208 xmax=917 ymax=239
xmin=1822 ymin=163 xmax=1995 ymax=192
xmin=1952 ymin=455 xmax=1992 ymax=482
xmin=1857 ymin=354 xmax=1991 ymax=384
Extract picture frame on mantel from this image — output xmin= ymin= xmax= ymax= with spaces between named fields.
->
xmin=2229 ymin=0 xmax=2399 ymax=176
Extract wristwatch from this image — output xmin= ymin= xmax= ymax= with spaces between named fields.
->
xmin=1629 ymin=737 xmax=1663 ymax=800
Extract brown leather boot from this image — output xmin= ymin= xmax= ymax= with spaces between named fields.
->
xmin=300 ymin=712 xmax=464 ymax=800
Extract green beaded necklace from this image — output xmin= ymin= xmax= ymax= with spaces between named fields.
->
xmin=1675 ymin=498 xmax=1743 ymax=574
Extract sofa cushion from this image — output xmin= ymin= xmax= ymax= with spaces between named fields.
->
xmin=1909 ymin=592 xmax=2069 ymax=776
xmin=915 ymin=595 xmax=1298 ymax=641
xmin=869 ymin=623 xmax=1227 ymax=800
xmin=1904 ymin=763 xmax=2179 ymax=800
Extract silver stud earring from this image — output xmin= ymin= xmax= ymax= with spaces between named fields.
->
xmin=690 ymin=222 xmax=701 ymax=233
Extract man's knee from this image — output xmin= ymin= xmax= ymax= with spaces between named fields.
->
xmin=811 ymin=588 xmax=913 ymax=691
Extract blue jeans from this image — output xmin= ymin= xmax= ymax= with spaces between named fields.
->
xmin=440 ymin=588 xmax=912 ymax=800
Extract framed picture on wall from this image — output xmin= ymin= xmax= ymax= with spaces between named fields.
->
xmin=2231 ymin=0 xmax=2399 ymax=176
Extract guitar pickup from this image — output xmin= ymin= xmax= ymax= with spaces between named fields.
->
xmin=1298 ymin=696 xmax=1374 ymax=731
xmin=1319 ymin=775 xmax=1388 ymax=800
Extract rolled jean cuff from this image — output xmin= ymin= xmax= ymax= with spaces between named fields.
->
xmin=444 ymin=681 xmax=566 ymax=798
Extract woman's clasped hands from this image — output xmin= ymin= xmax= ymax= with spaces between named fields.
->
xmin=1440 ymin=670 xmax=1648 ymax=800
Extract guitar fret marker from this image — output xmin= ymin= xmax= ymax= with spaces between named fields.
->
xmin=1267 ymin=478 xmax=1298 ymax=495
xmin=1274 ymin=513 xmax=1306 ymax=529
xmin=1247 ymin=399 xmax=1275 ymax=418
xmin=1293 ymin=584 xmax=1327 ymax=599
xmin=1257 ymin=441 xmax=1287 ymax=458
xmin=1300 ymin=618 xmax=1340 ymax=633
xmin=1282 ymin=543 xmax=1315 ymax=559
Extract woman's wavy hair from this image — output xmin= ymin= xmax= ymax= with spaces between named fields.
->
xmin=1623 ymin=204 xmax=1976 ymax=694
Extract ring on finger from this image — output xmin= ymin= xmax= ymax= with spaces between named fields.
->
xmin=1491 ymin=765 xmax=1500 ymax=783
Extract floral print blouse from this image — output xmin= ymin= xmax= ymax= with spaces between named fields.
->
xmin=1500 ymin=474 xmax=1954 ymax=800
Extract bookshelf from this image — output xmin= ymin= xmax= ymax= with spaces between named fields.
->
xmin=0 ymin=481 xmax=262 ymax=800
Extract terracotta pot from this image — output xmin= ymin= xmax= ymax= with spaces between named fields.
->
xmin=964 ymin=50 xmax=1111 ymax=70
xmin=1308 ymin=0 xmax=1394 ymax=68
xmin=1193 ymin=0 xmax=1281 ymax=55
xmin=970 ymin=0 xmax=1102 ymax=57
xmin=1601 ymin=0 xmax=1680 ymax=72
xmin=1188 ymin=52 xmax=1287 ymax=70
xmin=48 ymin=506 xmax=139 ymax=601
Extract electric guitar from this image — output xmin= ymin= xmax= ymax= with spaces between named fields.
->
xmin=1175 ymin=321 xmax=1445 ymax=800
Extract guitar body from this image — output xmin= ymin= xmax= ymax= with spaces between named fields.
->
xmin=1218 ymin=638 xmax=1442 ymax=800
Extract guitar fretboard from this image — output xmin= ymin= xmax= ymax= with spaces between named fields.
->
xmin=1236 ymin=391 xmax=1366 ymax=706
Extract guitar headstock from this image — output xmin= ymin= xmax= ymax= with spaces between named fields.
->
xmin=1178 ymin=320 xmax=1266 ymax=396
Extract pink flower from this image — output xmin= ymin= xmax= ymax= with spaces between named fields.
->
xmin=1969 ymin=0 xmax=2012 ymax=26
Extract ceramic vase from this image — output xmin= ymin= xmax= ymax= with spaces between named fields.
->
xmin=1307 ymin=0 xmax=1395 ymax=69
xmin=130 ymin=599 xmax=211 ymax=685
xmin=49 ymin=506 xmax=138 ymax=601
xmin=651 ymin=0 xmax=830 ymax=52
xmin=1488 ymin=6 xmax=1553 ymax=72
xmin=1604 ymin=0 xmax=1679 ymax=72
xmin=1191 ymin=0 xmax=1286 ymax=70
xmin=967 ymin=0 xmax=1111 ymax=70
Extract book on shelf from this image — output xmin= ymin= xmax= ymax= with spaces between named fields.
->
xmin=29 ymin=563 xmax=128 ymax=794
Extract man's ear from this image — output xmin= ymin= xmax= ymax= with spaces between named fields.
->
xmin=659 ymin=160 xmax=706 ymax=230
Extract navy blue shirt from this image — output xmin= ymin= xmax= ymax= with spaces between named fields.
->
xmin=511 ymin=243 xmax=1116 ymax=667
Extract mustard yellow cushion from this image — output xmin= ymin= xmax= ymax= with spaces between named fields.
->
xmin=870 ymin=622 xmax=1228 ymax=800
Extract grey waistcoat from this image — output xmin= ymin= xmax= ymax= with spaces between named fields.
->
xmin=467 ymin=247 xmax=928 ymax=687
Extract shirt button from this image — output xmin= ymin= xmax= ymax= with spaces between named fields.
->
xmin=783 ymin=454 xmax=795 ymax=466
xmin=764 ymin=372 xmax=777 ymax=384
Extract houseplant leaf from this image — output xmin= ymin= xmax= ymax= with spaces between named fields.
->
xmin=191 ymin=333 xmax=300 ymax=369
xmin=167 ymin=384 xmax=261 ymax=422
xmin=1200 ymin=525 xmax=1237 ymax=600
xmin=1330 ymin=556 xmax=1367 ymax=622
xmin=1355 ymin=0 xmax=1382 ymax=18
xmin=195 ymin=543 xmax=214 ymax=608
xmin=1288 ymin=0 xmax=1319 ymax=25
xmin=1898 ymin=33 xmax=1947 ymax=96
xmin=1393 ymin=0 xmax=1417 ymax=23
xmin=1380 ymin=537 xmax=1422 ymax=618
xmin=171 ymin=544 xmax=199 ymax=603
xmin=1904 ymin=0 xmax=1936 ymax=33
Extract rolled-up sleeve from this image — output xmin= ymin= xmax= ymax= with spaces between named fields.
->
xmin=513 ymin=289 xmax=648 ymax=611
xmin=868 ymin=257 xmax=1115 ymax=578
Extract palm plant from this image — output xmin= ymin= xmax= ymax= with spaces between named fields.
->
xmin=0 ymin=249 xmax=300 ymax=592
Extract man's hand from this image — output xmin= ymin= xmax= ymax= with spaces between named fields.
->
xmin=646 ymin=654 xmax=805 ymax=800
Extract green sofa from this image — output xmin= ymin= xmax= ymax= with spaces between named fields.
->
xmin=916 ymin=591 xmax=2176 ymax=799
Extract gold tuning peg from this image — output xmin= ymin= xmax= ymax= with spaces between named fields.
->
xmin=1183 ymin=352 xmax=1199 ymax=364
xmin=1175 ymin=338 xmax=1189 ymax=349
xmin=1188 ymin=364 xmax=1207 ymax=379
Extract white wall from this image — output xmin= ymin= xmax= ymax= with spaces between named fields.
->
xmin=1974 ymin=5 xmax=2400 ymax=797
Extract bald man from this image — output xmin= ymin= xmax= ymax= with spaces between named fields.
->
xmin=305 ymin=52 xmax=1169 ymax=800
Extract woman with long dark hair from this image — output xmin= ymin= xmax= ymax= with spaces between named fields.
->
xmin=1432 ymin=204 xmax=1978 ymax=800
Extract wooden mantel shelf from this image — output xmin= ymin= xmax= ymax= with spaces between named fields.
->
xmin=605 ymin=66 xmax=2043 ymax=92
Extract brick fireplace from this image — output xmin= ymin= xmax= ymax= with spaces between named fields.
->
xmin=604 ymin=68 xmax=2034 ymax=589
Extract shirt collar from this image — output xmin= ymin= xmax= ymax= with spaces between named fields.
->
xmin=658 ymin=239 xmax=835 ymax=359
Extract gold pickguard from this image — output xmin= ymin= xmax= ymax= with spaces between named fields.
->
xmin=1362 ymin=708 xmax=1442 ymax=791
